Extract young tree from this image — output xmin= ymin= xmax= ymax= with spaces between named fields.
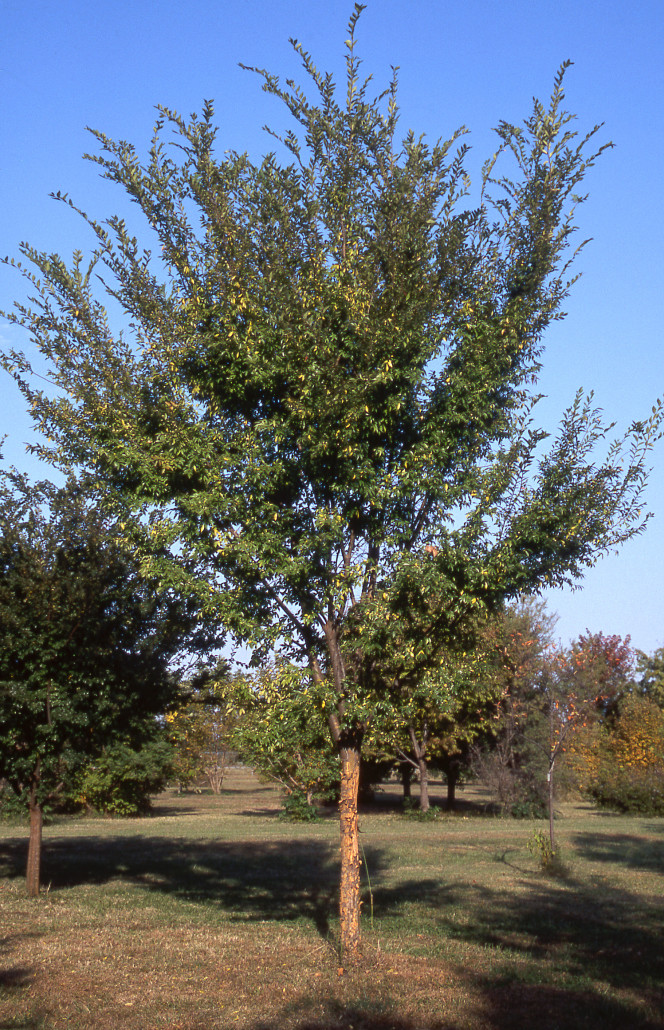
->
xmin=230 ymin=667 xmax=339 ymax=810
xmin=476 ymin=614 xmax=637 ymax=841
xmin=562 ymin=641 xmax=664 ymax=815
xmin=0 ymin=471 xmax=212 ymax=895
xmin=166 ymin=667 xmax=238 ymax=794
xmin=166 ymin=695 xmax=236 ymax=794
xmin=2 ymin=8 xmax=661 ymax=952
xmin=471 ymin=600 xmax=558 ymax=817
xmin=370 ymin=639 xmax=501 ymax=813
xmin=564 ymin=631 xmax=636 ymax=717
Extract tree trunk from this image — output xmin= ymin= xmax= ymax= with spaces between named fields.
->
xmin=418 ymin=757 xmax=430 ymax=813
xmin=446 ymin=762 xmax=458 ymax=811
xmin=339 ymin=742 xmax=362 ymax=960
xmin=408 ymin=723 xmax=430 ymax=813
xmin=547 ymin=766 xmax=556 ymax=852
xmin=401 ymin=762 xmax=412 ymax=800
xmin=26 ymin=797 xmax=43 ymax=897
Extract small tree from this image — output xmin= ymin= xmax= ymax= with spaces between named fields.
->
xmin=371 ymin=639 xmax=501 ymax=813
xmin=167 ymin=668 xmax=238 ymax=794
xmin=2 ymin=8 xmax=661 ymax=952
xmin=476 ymin=616 xmax=636 ymax=839
xmin=0 ymin=471 xmax=211 ymax=894
xmin=472 ymin=600 xmax=557 ymax=817
xmin=231 ymin=668 xmax=339 ymax=809
xmin=490 ymin=625 xmax=635 ymax=843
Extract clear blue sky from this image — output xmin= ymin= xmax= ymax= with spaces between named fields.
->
xmin=1 ymin=0 xmax=662 ymax=654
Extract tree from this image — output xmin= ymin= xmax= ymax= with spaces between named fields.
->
xmin=561 ymin=637 xmax=663 ymax=815
xmin=551 ymin=630 xmax=634 ymax=803
xmin=166 ymin=696 xmax=235 ymax=794
xmin=475 ymin=614 xmax=636 ymax=841
xmin=231 ymin=667 xmax=340 ymax=810
xmin=564 ymin=631 xmax=635 ymax=717
xmin=166 ymin=666 xmax=238 ymax=794
xmin=586 ymin=695 xmax=664 ymax=814
xmin=0 ymin=471 xmax=212 ymax=895
xmin=2 ymin=7 xmax=661 ymax=953
xmin=471 ymin=600 xmax=558 ymax=817
xmin=635 ymin=647 xmax=664 ymax=709
xmin=369 ymin=635 xmax=501 ymax=813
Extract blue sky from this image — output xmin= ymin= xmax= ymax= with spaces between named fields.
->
xmin=1 ymin=0 xmax=662 ymax=654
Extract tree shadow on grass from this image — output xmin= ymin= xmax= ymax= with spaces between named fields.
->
xmin=0 ymin=934 xmax=38 ymax=994
xmin=572 ymin=830 xmax=664 ymax=873
xmin=474 ymin=983 xmax=662 ymax=1030
xmin=2 ymin=830 xmax=663 ymax=1029
xmin=243 ymin=988 xmax=663 ymax=1030
xmin=250 ymin=1002 xmax=460 ymax=1030
xmin=0 ymin=834 xmax=389 ymax=940
xmin=370 ymin=870 xmax=663 ymax=1009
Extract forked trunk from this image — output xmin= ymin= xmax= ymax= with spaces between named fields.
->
xmin=409 ymin=723 xmax=430 ymax=813
xmin=339 ymin=743 xmax=362 ymax=959
xmin=26 ymin=798 xmax=43 ymax=897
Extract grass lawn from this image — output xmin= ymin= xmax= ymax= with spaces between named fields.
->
xmin=1 ymin=769 xmax=662 ymax=1029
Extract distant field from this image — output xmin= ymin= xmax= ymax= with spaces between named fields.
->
xmin=1 ymin=769 xmax=662 ymax=1029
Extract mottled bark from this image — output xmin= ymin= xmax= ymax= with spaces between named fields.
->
xmin=339 ymin=742 xmax=362 ymax=959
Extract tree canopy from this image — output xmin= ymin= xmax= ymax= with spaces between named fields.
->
xmin=0 ymin=471 xmax=214 ymax=893
xmin=2 ymin=6 xmax=661 ymax=949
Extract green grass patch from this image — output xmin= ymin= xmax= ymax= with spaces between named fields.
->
xmin=1 ymin=770 xmax=662 ymax=1029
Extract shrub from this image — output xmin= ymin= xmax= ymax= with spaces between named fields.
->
xmin=509 ymin=794 xmax=547 ymax=819
xmin=71 ymin=738 xmax=174 ymax=816
xmin=471 ymin=746 xmax=548 ymax=818
xmin=401 ymin=797 xmax=440 ymax=821
xmin=587 ymin=764 xmax=664 ymax=816
xmin=527 ymin=829 xmax=570 ymax=877
xmin=279 ymin=789 xmax=321 ymax=822
xmin=0 ymin=781 xmax=26 ymax=822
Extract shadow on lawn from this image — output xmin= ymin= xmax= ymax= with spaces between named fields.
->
xmin=2 ymin=831 xmax=662 ymax=1029
xmin=245 ymin=986 xmax=663 ymax=1030
xmin=572 ymin=830 xmax=664 ymax=873
xmin=371 ymin=871 xmax=663 ymax=1011
xmin=0 ymin=933 xmax=37 ymax=993
xmin=0 ymin=834 xmax=382 ymax=939
xmin=250 ymin=1003 xmax=459 ymax=1030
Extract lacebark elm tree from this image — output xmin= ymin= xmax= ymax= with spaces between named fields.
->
xmin=2 ymin=6 xmax=660 ymax=952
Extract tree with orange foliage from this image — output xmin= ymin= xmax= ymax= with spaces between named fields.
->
xmin=472 ymin=600 xmax=557 ymax=818
xmin=538 ymin=631 xmax=636 ymax=847
xmin=476 ymin=615 xmax=637 ymax=844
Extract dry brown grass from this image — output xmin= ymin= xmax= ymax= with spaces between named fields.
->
xmin=1 ymin=769 xmax=662 ymax=1029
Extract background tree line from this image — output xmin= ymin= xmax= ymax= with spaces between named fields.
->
xmin=162 ymin=603 xmax=664 ymax=823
